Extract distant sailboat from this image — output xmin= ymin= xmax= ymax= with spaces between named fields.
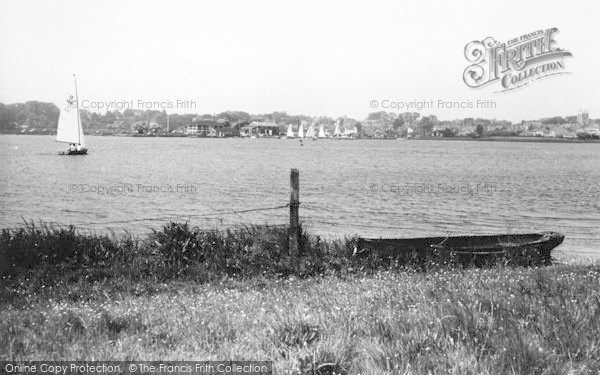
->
xmin=318 ymin=125 xmax=326 ymax=138
xmin=306 ymin=124 xmax=316 ymax=138
xmin=297 ymin=123 xmax=304 ymax=138
xmin=56 ymin=75 xmax=87 ymax=155
xmin=333 ymin=122 xmax=341 ymax=138
xmin=286 ymin=124 xmax=294 ymax=138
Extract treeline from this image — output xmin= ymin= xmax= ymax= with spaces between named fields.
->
xmin=2 ymin=101 xmax=596 ymax=137
xmin=0 ymin=101 xmax=59 ymax=132
xmin=0 ymin=101 xmax=345 ymax=134
xmin=0 ymin=101 xmax=516 ymax=137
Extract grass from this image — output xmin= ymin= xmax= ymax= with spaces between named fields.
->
xmin=1 ymin=222 xmax=599 ymax=374
xmin=0 ymin=221 xmax=356 ymax=304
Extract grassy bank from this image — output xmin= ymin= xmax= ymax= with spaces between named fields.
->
xmin=1 ymin=223 xmax=599 ymax=374
xmin=0 ymin=222 xmax=357 ymax=305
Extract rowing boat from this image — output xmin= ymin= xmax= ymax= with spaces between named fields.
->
xmin=355 ymin=232 xmax=564 ymax=266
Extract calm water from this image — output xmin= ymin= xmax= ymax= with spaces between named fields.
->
xmin=1 ymin=135 xmax=599 ymax=260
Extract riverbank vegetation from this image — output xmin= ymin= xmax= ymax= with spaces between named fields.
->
xmin=3 ymin=101 xmax=599 ymax=140
xmin=1 ymin=222 xmax=599 ymax=374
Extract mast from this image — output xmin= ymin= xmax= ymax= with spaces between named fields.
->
xmin=73 ymin=74 xmax=81 ymax=145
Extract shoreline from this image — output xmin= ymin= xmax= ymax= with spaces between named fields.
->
xmin=4 ymin=133 xmax=600 ymax=143
xmin=412 ymin=135 xmax=600 ymax=144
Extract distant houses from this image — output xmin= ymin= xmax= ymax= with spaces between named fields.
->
xmin=185 ymin=118 xmax=239 ymax=137
xmin=1 ymin=100 xmax=598 ymax=140
xmin=578 ymin=110 xmax=590 ymax=126
xmin=240 ymin=121 xmax=280 ymax=137
xmin=343 ymin=126 xmax=358 ymax=137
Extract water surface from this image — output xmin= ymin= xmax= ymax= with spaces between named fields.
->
xmin=1 ymin=135 xmax=598 ymax=260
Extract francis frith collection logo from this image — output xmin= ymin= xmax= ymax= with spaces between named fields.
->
xmin=463 ymin=27 xmax=572 ymax=92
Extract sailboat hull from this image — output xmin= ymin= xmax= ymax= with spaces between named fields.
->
xmin=59 ymin=149 xmax=88 ymax=155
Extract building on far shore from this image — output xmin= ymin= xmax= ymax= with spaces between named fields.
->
xmin=457 ymin=126 xmax=475 ymax=136
xmin=240 ymin=121 xmax=280 ymax=137
xmin=578 ymin=110 xmax=589 ymax=126
xmin=186 ymin=118 xmax=237 ymax=137
xmin=187 ymin=119 xmax=219 ymax=136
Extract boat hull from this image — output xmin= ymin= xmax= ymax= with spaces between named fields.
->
xmin=59 ymin=149 xmax=88 ymax=155
xmin=356 ymin=232 xmax=564 ymax=266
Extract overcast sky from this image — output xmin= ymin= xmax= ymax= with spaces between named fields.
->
xmin=1 ymin=0 xmax=598 ymax=122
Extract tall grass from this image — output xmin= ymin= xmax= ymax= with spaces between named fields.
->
xmin=0 ymin=221 xmax=358 ymax=304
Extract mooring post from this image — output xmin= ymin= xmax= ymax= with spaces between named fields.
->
xmin=289 ymin=168 xmax=300 ymax=257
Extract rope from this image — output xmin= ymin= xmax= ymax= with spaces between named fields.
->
xmin=3 ymin=208 xmax=389 ymax=234
xmin=2 ymin=203 xmax=293 ymax=231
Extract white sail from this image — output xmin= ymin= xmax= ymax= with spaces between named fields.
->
xmin=297 ymin=123 xmax=304 ymax=138
xmin=318 ymin=125 xmax=326 ymax=138
xmin=334 ymin=122 xmax=341 ymax=136
xmin=286 ymin=124 xmax=294 ymax=138
xmin=306 ymin=124 xmax=315 ymax=138
xmin=56 ymin=95 xmax=85 ymax=146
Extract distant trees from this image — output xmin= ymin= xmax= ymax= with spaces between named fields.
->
xmin=217 ymin=111 xmax=251 ymax=123
xmin=354 ymin=122 xmax=362 ymax=137
xmin=392 ymin=116 xmax=405 ymax=129
xmin=131 ymin=121 xmax=164 ymax=134
xmin=168 ymin=114 xmax=195 ymax=131
xmin=576 ymin=131 xmax=600 ymax=140
xmin=149 ymin=122 xmax=162 ymax=134
xmin=132 ymin=121 xmax=149 ymax=134
xmin=2 ymin=100 xmax=595 ymax=138
xmin=74 ymin=109 xmax=195 ymax=133
xmin=475 ymin=124 xmax=485 ymax=137
xmin=417 ymin=116 xmax=435 ymax=136
xmin=265 ymin=111 xmax=289 ymax=123
xmin=486 ymin=129 xmax=519 ymax=137
xmin=366 ymin=111 xmax=389 ymax=122
xmin=565 ymin=116 xmax=577 ymax=124
xmin=232 ymin=120 xmax=249 ymax=129
xmin=0 ymin=101 xmax=59 ymax=132
xmin=0 ymin=103 xmax=17 ymax=132
xmin=383 ymin=129 xmax=396 ymax=138
xmin=542 ymin=116 xmax=566 ymax=125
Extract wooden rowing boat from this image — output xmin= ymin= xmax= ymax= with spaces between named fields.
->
xmin=355 ymin=231 xmax=564 ymax=266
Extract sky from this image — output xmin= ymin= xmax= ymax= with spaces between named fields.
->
xmin=0 ymin=0 xmax=599 ymax=122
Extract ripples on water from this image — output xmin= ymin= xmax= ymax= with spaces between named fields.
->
xmin=1 ymin=135 xmax=598 ymax=259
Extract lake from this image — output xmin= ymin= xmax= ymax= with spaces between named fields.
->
xmin=1 ymin=135 xmax=599 ymax=260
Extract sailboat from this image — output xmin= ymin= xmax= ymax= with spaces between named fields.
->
xmin=297 ymin=122 xmax=304 ymax=138
xmin=286 ymin=124 xmax=295 ymax=138
xmin=333 ymin=122 xmax=341 ymax=138
xmin=318 ymin=125 xmax=326 ymax=138
xmin=306 ymin=123 xmax=316 ymax=139
xmin=56 ymin=75 xmax=87 ymax=155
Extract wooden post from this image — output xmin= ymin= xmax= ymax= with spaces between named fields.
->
xmin=289 ymin=168 xmax=300 ymax=257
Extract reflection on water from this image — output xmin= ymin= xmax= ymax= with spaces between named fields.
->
xmin=1 ymin=135 xmax=599 ymax=259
